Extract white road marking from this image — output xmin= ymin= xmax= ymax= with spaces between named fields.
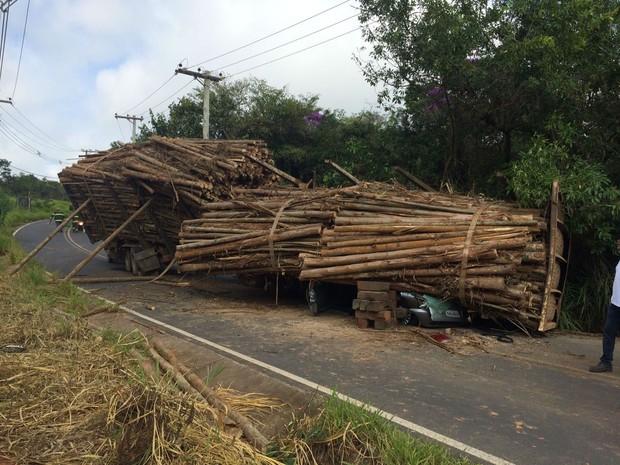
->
xmin=89 ymin=292 xmax=515 ymax=465
xmin=13 ymin=221 xmax=107 ymax=260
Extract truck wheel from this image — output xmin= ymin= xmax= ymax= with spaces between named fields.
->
xmin=124 ymin=251 xmax=132 ymax=272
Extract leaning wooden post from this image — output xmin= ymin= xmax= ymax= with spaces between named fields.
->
xmin=9 ymin=199 xmax=92 ymax=276
xmin=62 ymin=198 xmax=153 ymax=282
xmin=393 ymin=166 xmax=437 ymax=192
xmin=324 ymin=159 xmax=361 ymax=185
xmin=242 ymin=152 xmax=307 ymax=188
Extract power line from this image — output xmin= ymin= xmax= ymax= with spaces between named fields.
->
xmin=120 ymin=73 xmax=175 ymax=115
xmin=0 ymin=105 xmax=74 ymax=152
xmin=188 ymin=0 xmax=352 ymax=70
xmin=229 ymin=26 xmax=364 ymax=78
xmin=116 ymin=1 xmax=355 ymax=118
xmin=9 ymin=103 xmax=76 ymax=151
xmin=10 ymin=0 xmax=29 ymax=99
xmin=218 ymin=14 xmax=358 ymax=72
xmin=8 ymin=163 xmax=51 ymax=180
xmin=0 ymin=120 xmax=65 ymax=166
xmin=135 ymin=78 xmax=195 ymax=117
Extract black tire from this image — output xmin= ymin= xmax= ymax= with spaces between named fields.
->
xmin=402 ymin=311 xmax=418 ymax=326
xmin=124 ymin=251 xmax=132 ymax=272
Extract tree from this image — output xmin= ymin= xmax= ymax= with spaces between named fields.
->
xmin=358 ymin=0 xmax=620 ymax=330
xmin=137 ymin=92 xmax=204 ymax=141
xmin=357 ymin=0 xmax=620 ymax=196
xmin=0 ymin=158 xmax=10 ymax=182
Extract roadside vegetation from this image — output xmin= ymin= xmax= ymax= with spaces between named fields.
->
xmin=0 ymin=222 xmax=478 ymax=464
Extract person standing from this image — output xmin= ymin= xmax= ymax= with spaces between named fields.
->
xmin=589 ymin=239 xmax=620 ymax=373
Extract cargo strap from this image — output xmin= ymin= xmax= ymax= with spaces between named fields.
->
xmin=268 ymin=200 xmax=293 ymax=272
xmin=459 ymin=204 xmax=491 ymax=305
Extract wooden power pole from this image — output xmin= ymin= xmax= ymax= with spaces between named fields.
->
xmin=115 ymin=114 xmax=144 ymax=142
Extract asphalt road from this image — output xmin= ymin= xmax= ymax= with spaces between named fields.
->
xmin=15 ymin=220 xmax=620 ymax=465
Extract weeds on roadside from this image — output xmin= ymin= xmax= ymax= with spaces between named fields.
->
xmin=559 ymin=255 xmax=612 ymax=333
xmin=271 ymin=392 xmax=479 ymax=465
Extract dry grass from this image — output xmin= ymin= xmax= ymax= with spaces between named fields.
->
xmin=0 ymin=271 xmax=284 ymax=465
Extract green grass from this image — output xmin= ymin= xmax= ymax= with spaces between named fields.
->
xmin=273 ymin=392 xmax=479 ymax=465
xmin=3 ymin=199 xmax=72 ymax=228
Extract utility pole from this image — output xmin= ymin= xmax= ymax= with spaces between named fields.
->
xmin=175 ymin=67 xmax=223 ymax=139
xmin=115 ymin=114 xmax=143 ymax=142
xmin=0 ymin=1 xmax=18 ymax=13
xmin=0 ymin=97 xmax=12 ymax=105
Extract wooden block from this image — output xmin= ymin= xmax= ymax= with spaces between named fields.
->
xmin=355 ymin=310 xmax=392 ymax=321
xmin=357 ymin=281 xmax=391 ymax=291
xmin=356 ymin=290 xmax=397 ymax=303
xmin=352 ymin=299 xmax=391 ymax=312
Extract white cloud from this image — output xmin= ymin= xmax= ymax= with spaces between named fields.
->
xmin=0 ymin=0 xmax=379 ymax=180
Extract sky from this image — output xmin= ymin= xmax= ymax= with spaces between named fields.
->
xmin=0 ymin=0 xmax=380 ymax=181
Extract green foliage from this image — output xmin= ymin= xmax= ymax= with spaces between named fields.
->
xmin=558 ymin=250 xmax=613 ymax=332
xmin=0 ymin=191 xmax=12 ymax=225
xmin=508 ymin=135 xmax=620 ymax=252
xmin=357 ymin=0 xmax=620 ymax=191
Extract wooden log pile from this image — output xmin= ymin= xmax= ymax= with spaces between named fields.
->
xmin=58 ymin=136 xmax=277 ymax=248
xmin=353 ymin=281 xmax=398 ymax=330
xmin=176 ymin=182 xmax=563 ymax=330
xmin=175 ymin=187 xmax=340 ymax=275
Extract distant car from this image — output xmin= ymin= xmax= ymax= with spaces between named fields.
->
xmin=398 ymin=292 xmax=469 ymax=327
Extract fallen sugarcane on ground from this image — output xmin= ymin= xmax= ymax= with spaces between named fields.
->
xmin=176 ymin=181 xmax=567 ymax=331
xmin=0 ymin=273 xmax=284 ymax=464
xmin=0 ymin=259 xmax=479 ymax=465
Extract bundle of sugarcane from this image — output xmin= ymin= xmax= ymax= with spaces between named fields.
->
xmin=297 ymin=183 xmax=555 ymax=327
xmin=58 ymin=136 xmax=277 ymax=246
xmin=175 ymin=187 xmax=342 ymax=274
xmin=175 ymin=182 xmax=559 ymax=329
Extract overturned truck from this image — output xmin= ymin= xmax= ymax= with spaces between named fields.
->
xmin=58 ymin=137 xmax=569 ymax=332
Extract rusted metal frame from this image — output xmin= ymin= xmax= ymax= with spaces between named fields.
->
xmin=9 ymin=199 xmax=92 ymax=276
xmin=62 ymin=198 xmax=154 ymax=282
xmin=104 ymin=179 xmax=150 ymax=250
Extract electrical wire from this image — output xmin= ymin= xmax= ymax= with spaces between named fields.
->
xmin=0 ymin=121 xmax=65 ymax=166
xmin=229 ymin=25 xmax=364 ymax=78
xmin=9 ymin=104 xmax=77 ymax=151
xmin=117 ymin=1 xmax=355 ymax=117
xmin=0 ymin=105 xmax=74 ymax=152
xmin=120 ymin=73 xmax=176 ymax=115
xmin=188 ymin=0 xmax=351 ymax=69
xmin=8 ymin=163 xmax=50 ymax=179
xmin=135 ymin=78 xmax=195 ymax=117
xmin=116 ymin=117 xmax=126 ymax=143
xmin=218 ymin=14 xmax=358 ymax=72
xmin=10 ymin=0 xmax=29 ymax=100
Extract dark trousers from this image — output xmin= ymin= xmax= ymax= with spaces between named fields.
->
xmin=600 ymin=303 xmax=620 ymax=366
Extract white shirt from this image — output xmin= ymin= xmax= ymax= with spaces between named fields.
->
xmin=611 ymin=259 xmax=620 ymax=307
